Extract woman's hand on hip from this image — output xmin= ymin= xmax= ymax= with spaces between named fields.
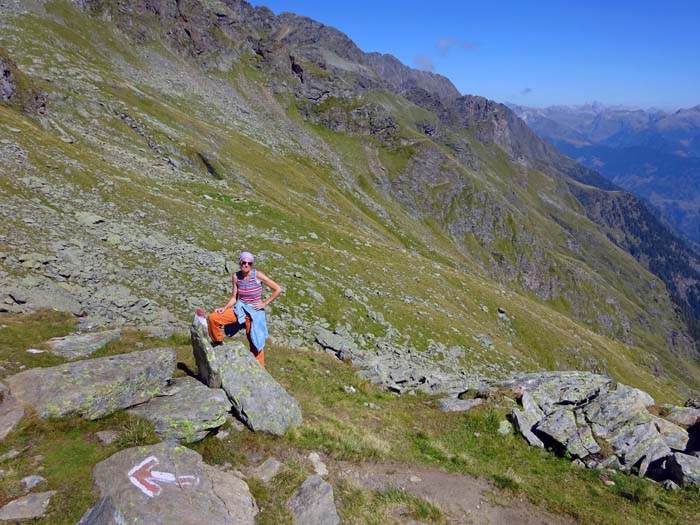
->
xmin=253 ymin=301 xmax=266 ymax=310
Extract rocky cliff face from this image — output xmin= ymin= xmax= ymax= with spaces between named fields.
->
xmin=0 ymin=49 xmax=46 ymax=114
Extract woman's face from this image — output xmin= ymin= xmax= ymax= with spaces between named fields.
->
xmin=240 ymin=259 xmax=254 ymax=273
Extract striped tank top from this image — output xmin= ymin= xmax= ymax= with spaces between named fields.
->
xmin=237 ymin=269 xmax=263 ymax=304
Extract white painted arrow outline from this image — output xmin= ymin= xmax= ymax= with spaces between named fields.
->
xmin=128 ymin=455 xmax=199 ymax=498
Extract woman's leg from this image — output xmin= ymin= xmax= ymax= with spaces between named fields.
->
xmin=207 ymin=308 xmax=238 ymax=344
xmin=244 ymin=314 xmax=265 ymax=367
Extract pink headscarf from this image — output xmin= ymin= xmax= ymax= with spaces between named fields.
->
xmin=238 ymin=251 xmax=255 ymax=264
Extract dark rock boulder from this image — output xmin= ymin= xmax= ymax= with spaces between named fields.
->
xmin=6 ymin=348 xmax=175 ymax=419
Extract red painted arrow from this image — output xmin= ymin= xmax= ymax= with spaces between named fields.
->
xmin=128 ymin=456 xmax=199 ymax=498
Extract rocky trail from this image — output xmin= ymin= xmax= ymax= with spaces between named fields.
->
xmin=2 ymin=316 xmax=700 ymax=523
xmin=337 ymin=462 xmax=574 ymax=525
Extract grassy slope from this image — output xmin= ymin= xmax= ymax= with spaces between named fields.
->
xmin=1 ymin=312 xmax=700 ymax=524
xmin=0 ymin=2 xmax=698 ymax=401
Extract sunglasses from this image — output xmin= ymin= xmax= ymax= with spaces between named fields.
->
xmin=240 ymin=261 xmax=254 ymax=266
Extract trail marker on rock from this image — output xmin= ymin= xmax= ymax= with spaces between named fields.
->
xmin=128 ymin=456 xmax=199 ymax=498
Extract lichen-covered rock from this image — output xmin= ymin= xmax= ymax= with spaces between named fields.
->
xmin=190 ymin=321 xmax=302 ymax=435
xmin=190 ymin=320 xmax=222 ymax=388
xmin=0 ymin=381 xmax=24 ymax=440
xmin=663 ymin=406 xmax=700 ymax=427
xmin=652 ymin=416 xmax=689 ymax=451
xmin=535 ymin=408 xmax=600 ymax=458
xmin=528 ymin=372 xmax=612 ymax=415
xmin=584 ymin=384 xmax=654 ymax=439
xmin=669 ymin=453 xmax=700 ymax=487
xmin=45 ymin=329 xmax=122 ymax=359
xmin=128 ymin=376 xmax=230 ymax=443
xmin=287 ymin=475 xmax=340 ymax=525
xmin=81 ymin=442 xmax=257 ymax=524
xmin=6 ymin=348 xmax=175 ymax=419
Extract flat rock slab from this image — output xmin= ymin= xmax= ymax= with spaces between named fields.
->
xmin=45 ymin=329 xmax=122 ymax=359
xmin=191 ymin=321 xmax=302 ymax=435
xmin=128 ymin=376 xmax=230 ymax=443
xmin=248 ymin=457 xmax=283 ymax=483
xmin=0 ymin=490 xmax=56 ymax=522
xmin=0 ymin=381 xmax=24 ymax=439
xmin=6 ymin=348 xmax=175 ymax=419
xmin=438 ymin=397 xmax=483 ymax=413
xmin=81 ymin=442 xmax=257 ymax=524
xmin=287 ymin=475 xmax=339 ymax=525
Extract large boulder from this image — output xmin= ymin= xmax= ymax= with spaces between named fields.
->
xmin=79 ymin=442 xmax=257 ymax=524
xmin=128 ymin=376 xmax=231 ymax=443
xmin=191 ymin=321 xmax=302 ymax=435
xmin=45 ymin=329 xmax=122 ymax=359
xmin=535 ymin=407 xmax=600 ymax=458
xmin=6 ymin=348 xmax=175 ymax=419
xmin=0 ymin=381 xmax=24 ymax=440
xmin=668 ymin=452 xmax=700 ymax=487
xmin=287 ymin=475 xmax=340 ymax=525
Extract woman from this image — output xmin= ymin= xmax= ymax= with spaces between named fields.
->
xmin=207 ymin=251 xmax=281 ymax=367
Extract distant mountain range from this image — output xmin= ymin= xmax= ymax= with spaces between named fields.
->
xmin=509 ymin=102 xmax=700 ymax=243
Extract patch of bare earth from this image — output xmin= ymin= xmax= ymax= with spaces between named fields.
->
xmin=335 ymin=462 xmax=576 ymax=525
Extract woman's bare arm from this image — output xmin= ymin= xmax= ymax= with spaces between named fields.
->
xmin=254 ymin=270 xmax=282 ymax=310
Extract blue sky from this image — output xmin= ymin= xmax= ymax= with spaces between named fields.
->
xmin=250 ymin=1 xmax=700 ymax=110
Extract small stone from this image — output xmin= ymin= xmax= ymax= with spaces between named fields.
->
xmin=21 ymin=475 xmax=46 ymax=491
xmin=308 ymin=452 xmax=328 ymax=477
xmin=599 ymin=473 xmax=615 ymax=486
xmin=287 ymin=475 xmax=339 ymax=525
xmin=363 ymin=402 xmax=381 ymax=410
xmin=343 ymin=385 xmax=356 ymax=394
xmin=409 ymin=475 xmax=422 ymax=483
xmin=663 ymin=479 xmax=680 ymax=491
xmin=309 ymin=232 xmax=318 ymax=239
xmin=215 ymin=430 xmax=230 ymax=441
xmin=95 ymin=430 xmax=121 ymax=446
xmin=0 ymin=491 xmax=56 ymax=521
xmin=249 ymin=457 xmax=283 ymax=483
xmin=0 ymin=449 xmax=21 ymax=462
xmin=25 ymin=348 xmax=45 ymax=354
xmin=343 ymin=289 xmax=354 ymax=299
xmin=498 ymin=420 xmax=513 ymax=435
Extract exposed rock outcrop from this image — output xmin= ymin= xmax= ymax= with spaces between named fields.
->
xmin=503 ymin=371 xmax=700 ymax=485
